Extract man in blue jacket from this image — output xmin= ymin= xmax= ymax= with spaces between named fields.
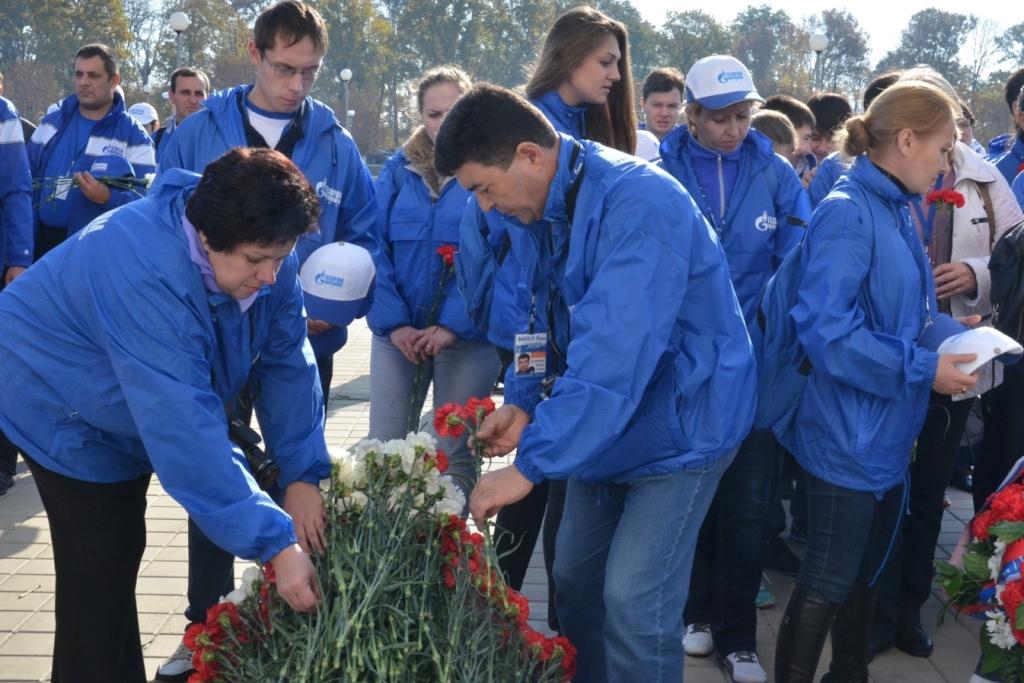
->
xmin=987 ymin=69 xmax=1024 ymax=185
xmin=442 ymin=84 xmax=755 ymax=683
xmin=28 ymin=44 xmax=155 ymax=257
xmin=157 ymin=3 xmax=379 ymax=678
xmin=0 ymin=92 xmax=33 ymax=496
xmin=153 ymin=66 xmax=210 ymax=163
xmin=0 ymin=147 xmax=328 ymax=682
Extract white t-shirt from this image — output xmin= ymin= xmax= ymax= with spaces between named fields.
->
xmin=245 ymin=104 xmax=292 ymax=150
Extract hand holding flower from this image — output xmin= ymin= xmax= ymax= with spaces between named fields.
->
xmin=470 ymin=465 xmax=534 ymax=524
xmin=933 ymin=262 xmax=977 ymax=298
xmin=73 ymin=171 xmax=112 ymax=204
xmin=414 ymin=325 xmax=457 ymax=356
xmin=471 ymin=404 xmax=530 ymax=458
xmin=270 ymin=544 xmax=319 ymax=613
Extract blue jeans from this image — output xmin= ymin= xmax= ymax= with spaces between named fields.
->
xmin=554 ymin=449 xmax=734 ymax=682
xmin=684 ymin=429 xmax=778 ymax=654
xmin=798 ymin=472 xmax=906 ymax=603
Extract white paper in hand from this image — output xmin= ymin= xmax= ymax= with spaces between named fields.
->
xmin=936 ymin=326 xmax=1023 ymax=374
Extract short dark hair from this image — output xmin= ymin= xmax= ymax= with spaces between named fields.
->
xmin=435 ymin=83 xmax=557 ymax=177
xmin=863 ymin=71 xmax=901 ymax=110
xmin=254 ymin=0 xmax=328 ymax=54
xmin=1006 ymin=68 xmax=1024 ymax=113
xmin=642 ymin=68 xmax=684 ymax=101
xmin=518 ymin=352 xmax=530 ymax=361
xmin=170 ymin=67 xmax=210 ymax=93
xmin=761 ymin=94 xmax=815 ymax=130
xmin=186 ymin=147 xmax=319 ymax=252
xmin=807 ymin=92 xmax=852 ymax=136
xmin=75 ymin=44 xmax=118 ymax=80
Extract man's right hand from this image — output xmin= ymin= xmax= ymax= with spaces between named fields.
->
xmin=472 ymin=404 xmax=531 ymax=457
xmin=932 ymin=353 xmax=978 ymax=396
xmin=270 ymin=544 xmax=319 ymax=613
xmin=390 ymin=326 xmax=425 ymax=363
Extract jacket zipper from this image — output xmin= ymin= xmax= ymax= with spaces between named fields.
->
xmin=717 ymin=154 xmax=726 ymax=223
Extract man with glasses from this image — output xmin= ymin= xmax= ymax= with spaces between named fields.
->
xmin=156 ymin=2 xmax=380 ymax=680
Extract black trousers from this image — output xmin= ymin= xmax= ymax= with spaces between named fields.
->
xmin=975 ymin=367 xmax=1024 ymax=511
xmin=23 ymin=454 xmax=151 ymax=683
xmin=875 ymin=392 xmax=974 ymax=639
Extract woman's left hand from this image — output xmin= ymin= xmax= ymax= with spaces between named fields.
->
xmin=283 ymin=481 xmax=326 ymax=554
xmin=413 ymin=326 xmax=457 ymax=356
xmin=933 ymin=262 xmax=977 ymax=299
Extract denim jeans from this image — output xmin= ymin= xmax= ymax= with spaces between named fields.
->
xmin=369 ymin=334 xmax=498 ymax=494
xmin=554 ymin=449 xmax=734 ymax=682
xmin=684 ymin=429 xmax=778 ymax=654
xmin=797 ymin=471 xmax=906 ymax=603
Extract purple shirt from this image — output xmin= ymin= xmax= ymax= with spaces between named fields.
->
xmin=181 ymin=215 xmax=259 ymax=312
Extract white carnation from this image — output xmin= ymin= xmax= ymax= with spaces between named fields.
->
xmin=341 ymin=491 xmax=368 ymax=511
xmin=404 ymin=431 xmax=437 ymax=454
xmin=986 ymin=609 xmax=1018 ymax=649
xmin=241 ymin=566 xmax=262 ymax=596
xmin=990 ymin=541 xmax=1008 ymax=582
xmin=220 ymin=587 xmax=247 ymax=605
xmin=433 ymin=477 xmax=466 ymax=517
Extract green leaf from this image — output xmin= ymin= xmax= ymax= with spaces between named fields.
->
xmin=980 ymin=629 xmax=1012 ymax=673
xmin=991 ymin=521 xmax=1024 ymax=544
xmin=965 ymin=552 xmax=993 ymax=580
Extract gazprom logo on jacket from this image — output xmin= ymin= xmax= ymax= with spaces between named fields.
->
xmin=314 ymin=271 xmax=345 ymax=287
xmin=316 ymin=180 xmax=342 ymax=206
xmin=102 ymin=143 xmax=125 ymax=155
xmin=717 ymin=70 xmax=746 ymax=84
xmin=754 ymin=210 xmax=778 ymax=232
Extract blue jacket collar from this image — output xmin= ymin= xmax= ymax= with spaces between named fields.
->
xmin=203 ymin=85 xmax=336 ymax=138
xmin=849 ymin=155 xmax=919 ymax=206
xmin=533 ymin=90 xmax=589 ymax=138
xmin=661 ymin=124 xmax=774 ymax=166
xmin=52 ymin=91 xmax=127 ymax=129
xmin=541 ymin=134 xmax=581 ymax=225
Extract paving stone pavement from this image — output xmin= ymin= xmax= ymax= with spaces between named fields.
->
xmin=0 ymin=320 xmax=985 ymax=681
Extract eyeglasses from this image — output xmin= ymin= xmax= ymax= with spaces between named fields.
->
xmin=260 ymin=52 xmax=321 ymax=83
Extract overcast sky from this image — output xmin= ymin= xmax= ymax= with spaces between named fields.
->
xmin=630 ymin=0 xmax=1023 ymax=66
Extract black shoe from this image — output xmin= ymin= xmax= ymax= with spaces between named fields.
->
xmin=894 ymin=624 xmax=933 ymax=658
xmin=764 ymin=536 xmax=801 ymax=577
xmin=949 ymin=469 xmax=973 ymax=493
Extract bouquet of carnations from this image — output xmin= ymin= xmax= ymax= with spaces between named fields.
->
xmin=937 ymin=475 xmax=1024 ymax=681
xmin=185 ymin=399 xmax=575 ymax=682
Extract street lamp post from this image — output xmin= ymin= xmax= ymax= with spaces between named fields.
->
xmin=809 ymin=33 xmax=829 ymax=92
xmin=339 ymin=68 xmax=353 ymax=130
xmin=169 ymin=12 xmax=191 ymax=69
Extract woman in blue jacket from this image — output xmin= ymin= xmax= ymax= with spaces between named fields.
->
xmin=368 ymin=67 xmax=496 ymax=494
xmin=0 ymin=148 xmax=329 ymax=682
xmin=659 ymin=54 xmax=809 ymax=683
xmin=774 ymin=81 xmax=978 ymax=683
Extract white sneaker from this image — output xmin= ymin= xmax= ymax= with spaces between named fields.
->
xmin=722 ymin=651 xmax=768 ymax=683
xmin=682 ymin=623 xmax=714 ymax=657
xmin=154 ymin=638 xmax=195 ymax=681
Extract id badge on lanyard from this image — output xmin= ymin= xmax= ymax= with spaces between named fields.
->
xmin=514 ymin=295 xmax=547 ymax=377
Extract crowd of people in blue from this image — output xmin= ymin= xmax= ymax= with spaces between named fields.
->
xmin=1 ymin=2 xmax=1024 ymax=682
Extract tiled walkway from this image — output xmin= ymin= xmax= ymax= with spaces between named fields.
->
xmin=0 ymin=321 xmax=985 ymax=681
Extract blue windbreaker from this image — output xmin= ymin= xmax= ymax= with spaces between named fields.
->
xmin=0 ymin=170 xmax=329 ymax=561
xmin=462 ymin=135 xmax=756 ymax=484
xmin=159 ymin=85 xmax=381 ymax=355
xmin=659 ymin=125 xmax=810 ymax=329
xmin=456 ymin=91 xmax=588 ymax=353
xmin=0 ymin=96 xmax=33 ymax=268
xmin=808 ymin=152 xmax=847 ymax=207
xmin=780 ymin=157 xmax=939 ymax=493
xmin=367 ymin=132 xmax=481 ymax=340
xmin=1013 ymin=171 xmax=1024 ymax=209
xmin=988 ymin=133 xmax=1024 ymax=185
xmin=28 ymin=92 xmax=155 ymax=236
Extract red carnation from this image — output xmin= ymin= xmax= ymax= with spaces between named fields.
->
xmin=435 ymin=448 xmax=449 ymax=473
xmin=1000 ymin=579 xmax=1024 ymax=644
xmin=466 ymin=396 xmax=496 ymax=425
xmin=442 ymin=566 xmax=456 ymax=589
xmin=436 ymin=245 xmax=456 ymax=267
xmin=434 ymin=403 xmax=467 ymax=438
xmin=262 ymin=562 xmax=276 ymax=585
xmin=972 ymin=509 xmax=998 ymax=540
xmin=925 ymin=189 xmax=965 ymax=210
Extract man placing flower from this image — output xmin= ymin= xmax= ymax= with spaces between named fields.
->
xmin=436 ymin=84 xmax=756 ymax=682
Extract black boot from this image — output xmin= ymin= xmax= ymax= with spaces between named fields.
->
xmin=775 ymin=585 xmax=839 ymax=683
xmin=820 ymin=582 xmax=878 ymax=683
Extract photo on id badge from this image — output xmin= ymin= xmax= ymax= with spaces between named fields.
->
xmin=514 ymin=333 xmax=547 ymax=376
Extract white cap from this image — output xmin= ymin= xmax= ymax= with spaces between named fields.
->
xmin=634 ymin=129 xmax=661 ymax=162
xmin=128 ymin=102 xmax=159 ymax=125
xmin=299 ymin=242 xmax=376 ymax=327
xmin=684 ymin=55 xmax=764 ymax=110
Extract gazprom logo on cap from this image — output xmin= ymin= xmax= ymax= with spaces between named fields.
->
xmin=314 ymin=270 xmax=345 ymax=288
xmin=717 ymin=70 xmax=746 ymax=84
